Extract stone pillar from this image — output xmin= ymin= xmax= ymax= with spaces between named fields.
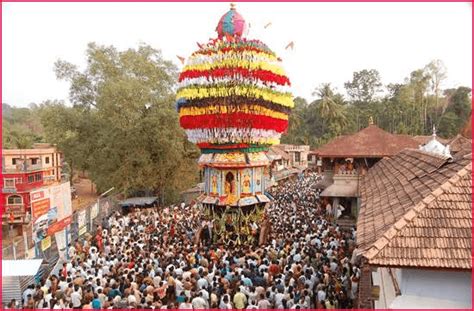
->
xmin=358 ymin=257 xmax=374 ymax=309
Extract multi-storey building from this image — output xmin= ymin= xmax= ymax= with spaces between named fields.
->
xmin=1 ymin=144 xmax=63 ymax=223
xmin=276 ymin=144 xmax=310 ymax=169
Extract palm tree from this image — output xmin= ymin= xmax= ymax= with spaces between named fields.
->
xmin=312 ymin=83 xmax=348 ymax=136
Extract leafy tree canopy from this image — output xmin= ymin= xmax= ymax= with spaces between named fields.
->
xmin=39 ymin=43 xmax=199 ymax=203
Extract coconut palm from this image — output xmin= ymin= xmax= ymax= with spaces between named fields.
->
xmin=312 ymin=83 xmax=348 ymax=136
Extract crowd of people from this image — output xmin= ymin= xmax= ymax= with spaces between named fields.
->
xmin=14 ymin=171 xmax=359 ymax=309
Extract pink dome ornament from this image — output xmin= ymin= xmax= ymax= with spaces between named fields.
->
xmin=216 ymin=3 xmax=248 ymax=40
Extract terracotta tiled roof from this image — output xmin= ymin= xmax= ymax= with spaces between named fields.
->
xmin=448 ymin=134 xmax=472 ymax=154
xmin=313 ymin=125 xmax=419 ymax=158
xmin=357 ymin=149 xmax=472 ymax=269
xmin=413 ymin=134 xmax=471 ymax=155
xmin=412 ymin=135 xmax=450 ymax=145
xmin=268 ymin=145 xmax=291 ymax=161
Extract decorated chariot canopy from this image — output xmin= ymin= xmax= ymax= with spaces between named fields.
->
xmin=176 ymin=3 xmax=294 ymax=155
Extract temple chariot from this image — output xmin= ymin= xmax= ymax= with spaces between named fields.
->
xmin=176 ymin=4 xmax=293 ymax=246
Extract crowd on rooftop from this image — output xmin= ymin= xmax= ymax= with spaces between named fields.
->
xmin=13 ymin=171 xmax=359 ymax=309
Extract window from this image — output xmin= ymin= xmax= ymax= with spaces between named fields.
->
xmin=4 ymin=179 xmax=15 ymax=188
xmin=12 ymin=158 xmax=17 ymax=165
xmin=15 ymin=177 xmax=22 ymax=184
xmin=295 ymin=152 xmax=301 ymax=162
xmin=45 ymin=157 xmax=50 ymax=164
xmin=31 ymin=158 xmax=39 ymax=165
xmin=35 ymin=173 xmax=42 ymax=182
xmin=7 ymin=195 xmax=22 ymax=205
xmin=28 ymin=175 xmax=35 ymax=183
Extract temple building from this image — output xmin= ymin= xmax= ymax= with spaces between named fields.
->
xmin=355 ymin=137 xmax=472 ymax=308
xmin=310 ymin=120 xmax=419 ymax=227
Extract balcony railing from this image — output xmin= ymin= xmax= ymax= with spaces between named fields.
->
xmin=2 ymin=163 xmax=43 ymax=173
xmin=335 ymin=170 xmax=359 ymax=176
xmin=43 ymin=175 xmax=57 ymax=185
xmin=333 ymin=172 xmax=361 ymax=183
xmin=286 ymin=147 xmax=309 ymax=152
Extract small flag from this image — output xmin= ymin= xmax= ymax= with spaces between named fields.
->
xmin=176 ymin=55 xmax=185 ymax=64
xmin=285 ymin=41 xmax=294 ymax=50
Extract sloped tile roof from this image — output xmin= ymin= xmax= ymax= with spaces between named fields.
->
xmin=413 ymin=134 xmax=471 ymax=155
xmin=313 ymin=125 xmax=419 ymax=158
xmin=365 ymin=162 xmax=472 ymax=269
xmin=448 ymin=134 xmax=472 ymax=154
xmin=268 ymin=145 xmax=291 ymax=161
xmin=357 ymin=149 xmax=472 ymax=269
xmin=413 ymin=135 xmax=451 ymax=145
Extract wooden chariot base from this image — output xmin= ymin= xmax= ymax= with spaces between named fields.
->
xmin=195 ymin=203 xmax=271 ymax=247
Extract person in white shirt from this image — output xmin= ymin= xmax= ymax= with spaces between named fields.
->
xmin=274 ymin=290 xmax=285 ymax=309
xmin=22 ymin=285 xmax=34 ymax=306
xmin=71 ymin=285 xmax=82 ymax=308
xmin=179 ymin=297 xmax=193 ymax=309
xmin=219 ymin=294 xmax=233 ymax=309
xmin=68 ymin=244 xmax=76 ymax=259
xmin=246 ymin=300 xmax=258 ymax=309
xmin=125 ymin=292 xmax=136 ymax=304
xmin=191 ymin=292 xmax=208 ymax=309
xmin=58 ymin=278 xmax=68 ymax=292
xmin=336 ymin=204 xmax=345 ymax=219
xmin=325 ymin=202 xmax=332 ymax=217
xmin=199 ymin=287 xmax=209 ymax=301
xmin=257 ymin=294 xmax=271 ymax=309
xmin=175 ymin=277 xmax=184 ymax=296
xmin=317 ymin=287 xmax=326 ymax=302
xmin=197 ymin=276 xmax=208 ymax=290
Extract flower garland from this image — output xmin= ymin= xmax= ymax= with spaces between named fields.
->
xmin=177 ymin=97 xmax=291 ymax=114
xmin=176 ymin=85 xmax=293 ymax=108
xmin=192 ymin=38 xmax=275 ymax=56
xmin=180 ymin=113 xmax=288 ymax=131
xmin=179 ymin=68 xmax=290 ymax=86
xmin=177 ymin=76 xmax=291 ymax=94
xmin=183 ymin=59 xmax=286 ymax=76
xmin=184 ymin=128 xmax=281 ymax=145
xmin=176 ymin=38 xmax=293 ymax=151
xmin=201 ymin=146 xmax=269 ymax=154
xmin=185 ymin=50 xmax=279 ymax=67
xmin=179 ymin=104 xmax=288 ymax=121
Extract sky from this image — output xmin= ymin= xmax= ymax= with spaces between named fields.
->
xmin=2 ymin=2 xmax=472 ymax=107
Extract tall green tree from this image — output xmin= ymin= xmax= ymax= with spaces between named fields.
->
xmin=40 ymin=43 xmax=199 ymax=203
xmin=424 ymin=59 xmax=447 ymax=111
xmin=312 ymin=83 xmax=348 ymax=142
xmin=438 ymin=86 xmax=472 ymax=137
xmin=2 ymin=103 xmax=44 ymax=148
xmin=344 ymin=69 xmax=383 ymax=104
xmin=281 ymin=97 xmax=312 ymax=145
